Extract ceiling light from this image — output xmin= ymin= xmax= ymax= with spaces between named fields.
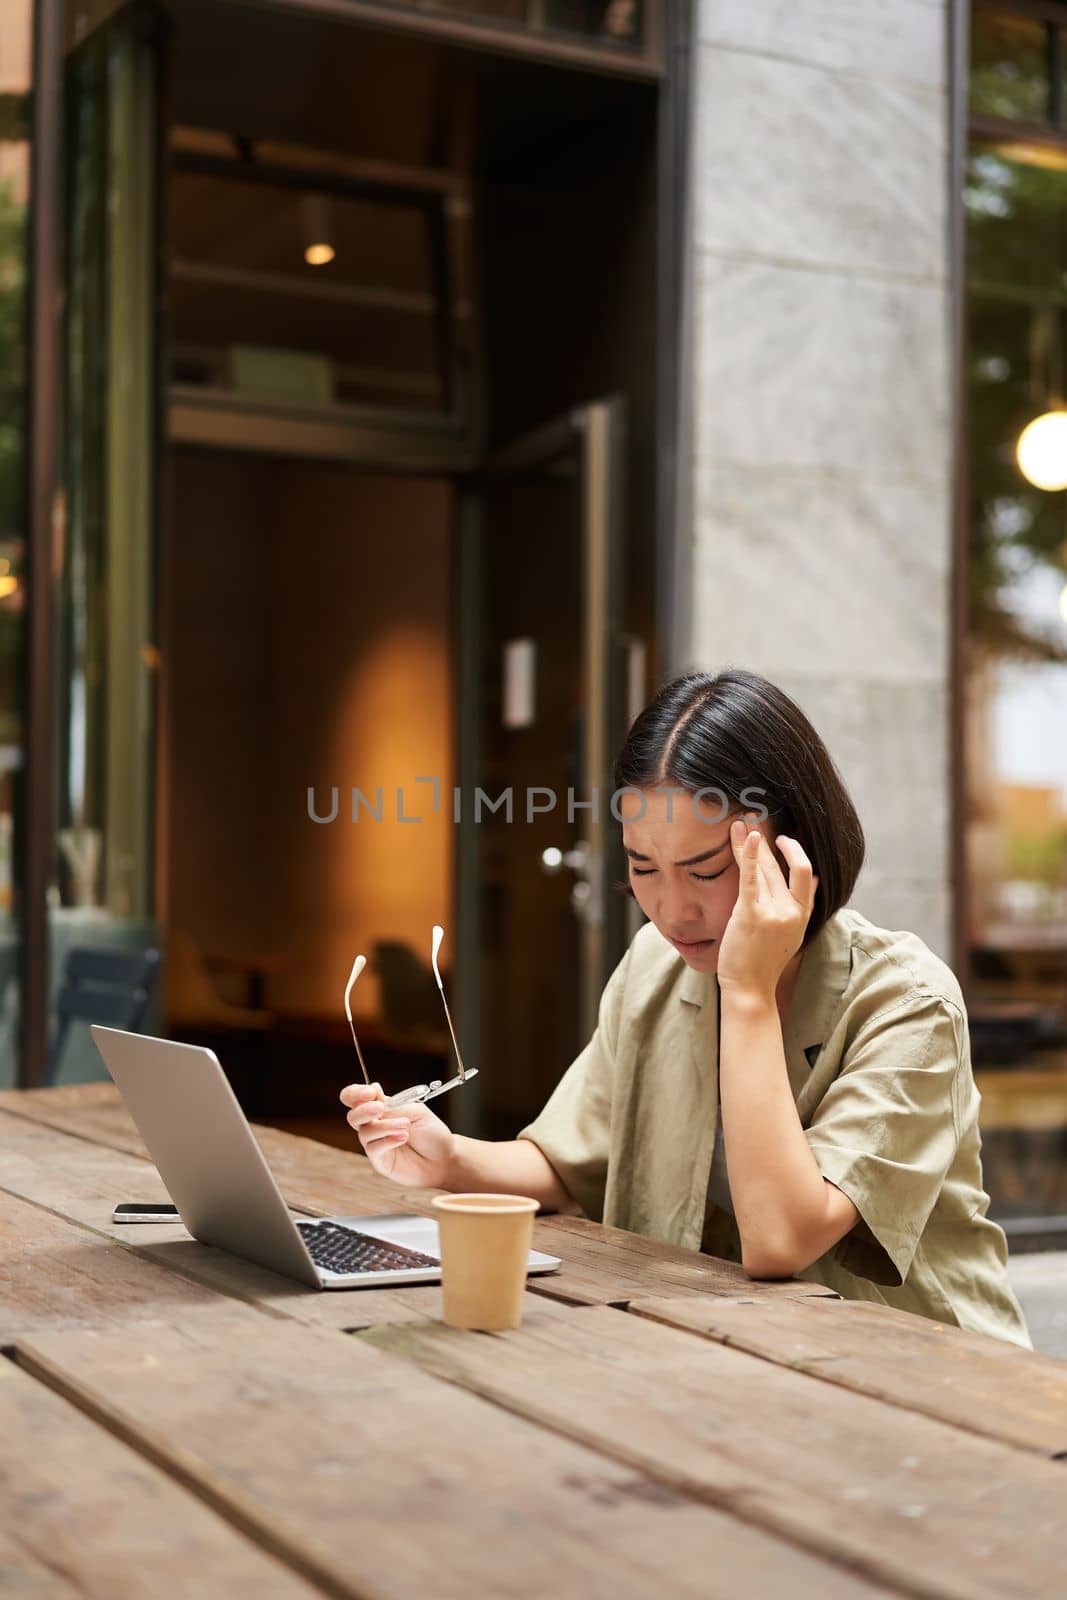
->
xmin=302 ymin=194 xmax=335 ymax=267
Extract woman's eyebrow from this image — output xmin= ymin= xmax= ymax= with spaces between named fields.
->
xmin=624 ymin=840 xmax=732 ymax=868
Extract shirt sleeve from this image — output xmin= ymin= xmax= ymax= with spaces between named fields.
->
xmin=803 ymin=994 xmax=965 ymax=1286
xmin=515 ymin=942 xmax=633 ymax=1221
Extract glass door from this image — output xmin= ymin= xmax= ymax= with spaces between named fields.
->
xmin=454 ymin=399 xmax=627 ymax=1137
xmin=0 ymin=0 xmax=34 ymax=1083
xmin=47 ymin=1 xmax=164 ymax=1082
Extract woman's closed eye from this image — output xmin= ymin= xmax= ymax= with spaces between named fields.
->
xmin=630 ymin=864 xmax=728 ymax=883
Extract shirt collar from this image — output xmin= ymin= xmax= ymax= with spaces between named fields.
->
xmin=785 ymin=910 xmax=855 ymax=1051
xmin=676 ymin=909 xmax=853 ymax=1050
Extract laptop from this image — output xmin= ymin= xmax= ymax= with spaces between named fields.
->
xmin=91 ymin=1026 xmax=562 ymax=1290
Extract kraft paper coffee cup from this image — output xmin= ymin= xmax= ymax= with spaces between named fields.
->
xmin=431 ymin=1194 xmax=539 ymax=1331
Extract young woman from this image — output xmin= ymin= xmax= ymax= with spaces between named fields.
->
xmin=341 ymin=669 xmax=1031 ymax=1348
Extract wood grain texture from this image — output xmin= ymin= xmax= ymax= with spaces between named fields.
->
xmin=0 ymin=1357 xmax=318 ymax=1597
xmin=627 ymin=1294 xmax=1067 ymax=1458
xmin=0 ymin=1111 xmax=496 ymax=1332
xmin=0 ymin=1186 xmax=240 ymax=1339
xmin=362 ymin=1307 xmax=1067 ymax=1600
xmin=0 ymin=1083 xmax=148 ymax=1156
xmin=0 ymin=1092 xmax=835 ymax=1307
xmin=11 ymin=1314 xmax=888 ymax=1600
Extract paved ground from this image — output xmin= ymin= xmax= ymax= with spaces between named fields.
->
xmin=1007 ymin=1250 xmax=1067 ymax=1357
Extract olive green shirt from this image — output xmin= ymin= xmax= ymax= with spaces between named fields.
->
xmin=518 ymin=908 xmax=1032 ymax=1349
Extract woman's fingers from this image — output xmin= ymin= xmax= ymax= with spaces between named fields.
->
xmin=347 ymin=1101 xmax=407 ymax=1132
xmin=361 ymin=1117 xmax=411 ymax=1144
xmin=752 ymin=830 xmax=786 ymax=899
xmin=340 ymin=1081 xmax=384 ymax=1109
xmin=734 ymin=817 xmax=782 ymax=903
xmin=732 ymin=820 xmax=762 ymax=902
xmin=774 ymin=834 xmax=815 ymax=910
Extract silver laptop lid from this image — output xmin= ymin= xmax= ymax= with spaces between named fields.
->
xmin=90 ymin=1026 xmax=321 ymax=1288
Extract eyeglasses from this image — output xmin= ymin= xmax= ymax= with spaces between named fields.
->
xmin=344 ymin=923 xmax=479 ymax=1109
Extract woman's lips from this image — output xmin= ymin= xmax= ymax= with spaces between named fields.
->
xmin=669 ymin=935 xmax=715 ymax=953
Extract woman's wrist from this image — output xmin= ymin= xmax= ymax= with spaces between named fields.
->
xmin=440 ymin=1129 xmax=466 ymax=1190
xmin=719 ymin=983 xmax=779 ymax=1018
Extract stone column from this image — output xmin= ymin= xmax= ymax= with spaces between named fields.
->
xmin=683 ymin=1 xmax=952 ymax=956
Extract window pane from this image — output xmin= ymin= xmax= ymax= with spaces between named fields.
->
xmin=51 ymin=19 xmax=162 ymax=1085
xmin=965 ymin=148 xmax=1067 ymax=294
xmin=971 ymin=12 xmax=1050 ymax=125
xmin=369 ymin=0 xmax=645 ymax=51
xmin=541 ymin=1 xmax=644 ymax=45
xmin=169 ymin=167 xmax=449 ymax=413
xmin=964 ymin=142 xmax=1067 ymax=1222
xmin=0 ymin=0 xmax=32 ymax=1085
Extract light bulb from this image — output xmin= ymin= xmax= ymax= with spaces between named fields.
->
xmin=302 ymin=194 xmax=335 ymax=267
xmin=1016 ymin=410 xmax=1067 ymax=491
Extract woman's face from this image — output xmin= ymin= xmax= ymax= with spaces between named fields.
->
xmin=620 ymin=787 xmax=775 ymax=970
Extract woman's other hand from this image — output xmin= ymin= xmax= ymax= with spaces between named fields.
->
xmin=339 ymin=1082 xmax=456 ymax=1188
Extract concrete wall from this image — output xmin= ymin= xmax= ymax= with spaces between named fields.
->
xmin=683 ymin=1 xmax=953 ymax=956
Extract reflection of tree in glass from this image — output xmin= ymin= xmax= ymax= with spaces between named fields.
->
xmin=0 ymin=172 xmax=27 ymax=748
xmin=969 ymin=15 xmax=1050 ymax=126
xmin=0 ymin=177 xmax=27 ymax=543
xmin=966 ymin=150 xmax=1067 ymax=665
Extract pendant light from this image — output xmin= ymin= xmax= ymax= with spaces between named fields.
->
xmin=302 ymin=194 xmax=335 ymax=267
xmin=1016 ymin=302 xmax=1067 ymax=490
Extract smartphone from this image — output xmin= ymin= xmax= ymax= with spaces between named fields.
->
xmin=112 ymin=1202 xmax=181 ymax=1224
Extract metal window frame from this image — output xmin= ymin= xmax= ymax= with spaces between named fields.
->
xmin=23 ymin=0 xmax=64 ymax=1087
xmin=245 ymin=0 xmax=664 ymax=80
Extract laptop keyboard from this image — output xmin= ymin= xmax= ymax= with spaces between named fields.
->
xmin=296 ymin=1219 xmax=439 ymax=1275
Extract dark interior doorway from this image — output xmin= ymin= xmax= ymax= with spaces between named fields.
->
xmin=152 ymin=0 xmax=672 ymax=1142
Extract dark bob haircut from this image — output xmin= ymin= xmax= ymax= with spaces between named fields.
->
xmin=613 ymin=668 xmax=865 ymax=944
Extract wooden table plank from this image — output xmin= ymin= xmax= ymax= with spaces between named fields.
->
xmin=0 ymin=1186 xmax=246 ymax=1340
xmin=0 ymin=1082 xmax=149 ymax=1156
xmin=627 ymin=1294 xmax=1067 ymax=1459
xmin=0 ymin=1542 xmax=83 ymax=1600
xmin=362 ymin=1307 xmax=1067 ymax=1600
xmin=0 ymin=1111 xmax=465 ymax=1332
xmin=0 ymin=1359 xmax=318 ymax=1598
xmin=0 ymin=1091 xmax=835 ymax=1308
xmin=11 ymin=1312 xmax=894 ymax=1600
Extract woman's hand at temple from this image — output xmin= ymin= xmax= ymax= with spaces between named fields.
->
xmin=716 ymin=820 xmax=819 ymax=1003
xmin=339 ymin=1083 xmax=455 ymax=1188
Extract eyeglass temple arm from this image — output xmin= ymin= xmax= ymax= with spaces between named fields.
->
xmin=344 ymin=955 xmax=371 ymax=1086
xmin=432 ymin=924 xmax=466 ymax=1081
xmin=347 ymin=1016 xmax=371 ymax=1086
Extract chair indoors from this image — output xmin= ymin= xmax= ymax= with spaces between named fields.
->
xmin=45 ymin=945 xmax=162 ymax=1086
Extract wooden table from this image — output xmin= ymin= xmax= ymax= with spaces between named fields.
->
xmin=1 ymin=1086 xmax=1066 ymax=1600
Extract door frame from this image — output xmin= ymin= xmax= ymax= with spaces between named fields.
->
xmin=23 ymin=0 xmax=65 ymax=1085
xmin=22 ymin=0 xmax=694 ymax=1089
xmin=451 ymin=398 xmax=626 ymax=1135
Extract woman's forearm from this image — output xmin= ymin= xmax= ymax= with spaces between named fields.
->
xmin=445 ymin=1135 xmax=582 ymax=1214
xmin=718 ymin=989 xmax=828 ymax=1274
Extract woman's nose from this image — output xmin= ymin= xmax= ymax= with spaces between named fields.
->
xmin=656 ymin=874 xmax=700 ymax=926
